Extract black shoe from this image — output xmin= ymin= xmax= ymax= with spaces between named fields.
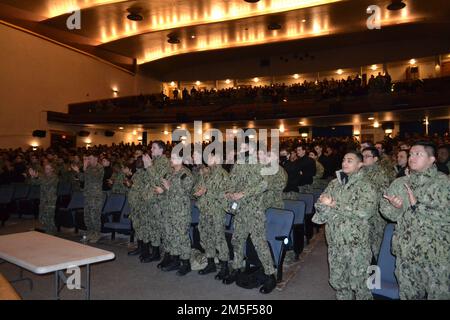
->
xmin=259 ymin=274 xmax=277 ymax=294
xmin=139 ymin=242 xmax=151 ymax=263
xmin=157 ymin=252 xmax=172 ymax=269
xmin=128 ymin=240 xmax=143 ymax=256
xmin=215 ymin=260 xmax=229 ymax=280
xmin=162 ymin=255 xmax=180 ymax=271
xmin=177 ymin=259 xmax=191 ymax=276
xmin=145 ymin=246 xmax=160 ymax=262
xmin=198 ymin=258 xmax=216 ymax=275
xmin=222 ymin=269 xmax=239 ymax=285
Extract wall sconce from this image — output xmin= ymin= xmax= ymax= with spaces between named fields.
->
xmin=301 ymin=133 xmax=308 ymax=138
xmin=112 ymin=88 xmax=119 ymax=96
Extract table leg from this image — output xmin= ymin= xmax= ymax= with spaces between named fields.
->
xmin=86 ymin=264 xmax=90 ymax=300
xmin=55 ymin=271 xmax=60 ymax=300
xmin=9 ymin=267 xmax=33 ymax=290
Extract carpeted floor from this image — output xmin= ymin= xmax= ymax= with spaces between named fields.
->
xmin=0 ymin=217 xmax=335 ymax=300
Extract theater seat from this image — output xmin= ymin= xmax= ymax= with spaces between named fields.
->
xmin=372 ymin=223 xmax=400 ymax=300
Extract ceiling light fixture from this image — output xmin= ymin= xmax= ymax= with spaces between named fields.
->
xmin=387 ymin=0 xmax=406 ymax=11
xmin=126 ymin=8 xmax=143 ymax=21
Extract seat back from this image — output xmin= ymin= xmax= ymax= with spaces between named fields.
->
xmin=67 ymin=191 xmax=84 ymax=210
xmin=378 ymin=223 xmax=398 ymax=284
xmin=312 ymin=190 xmax=323 ymax=204
xmin=265 ymin=208 xmax=294 ymax=267
xmin=102 ymin=193 xmax=126 ymax=215
xmin=191 ymin=201 xmax=200 ymax=224
xmin=27 ymin=185 xmax=40 ymax=200
xmin=283 ymin=200 xmax=306 ymax=225
xmin=298 ymin=193 xmax=314 ymax=214
xmin=0 ymin=185 xmax=14 ymax=204
xmin=12 ymin=184 xmax=30 ymax=200
xmin=57 ymin=181 xmax=72 ymax=197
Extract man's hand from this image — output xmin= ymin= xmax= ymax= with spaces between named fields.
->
xmin=230 ymin=192 xmax=244 ymax=201
xmin=194 ymin=187 xmax=206 ymax=197
xmin=154 ymin=186 xmax=164 ymax=194
xmin=319 ymin=194 xmax=336 ymax=207
xmin=404 ymin=183 xmax=417 ymax=206
xmin=71 ymin=164 xmax=80 ymax=173
xmin=28 ymin=168 xmax=38 ymax=178
xmin=162 ymin=179 xmax=170 ymax=190
xmin=142 ymin=154 xmax=152 ymax=169
xmin=383 ymin=194 xmax=403 ymax=209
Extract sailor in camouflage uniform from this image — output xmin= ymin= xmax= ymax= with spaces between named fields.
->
xmin=155 ymin=154 xmax=194 ymax=276
xmin=222 ymin=142 xmax=277 ymax=294
xmin=194 ymin=153 xmax=230 ymax=279
xmin=126 ymin=156 xmax=150 ymax=260
xmin=259 ymin=150 xmax=287 ymax=210
xmin=313 ymin=151 xmax=377 ymax=300
xmin=381 ymin=141 xmax=450 ymax=300
xmin=72 ymin=153 xmax=104 ymax=243
xmin=145 ymin=141 xmax=171 ymax=263
xmin=28 ymin=164 xmax=58 ymax=234
xmin=361 ymin=147 xmax=391 ymax=261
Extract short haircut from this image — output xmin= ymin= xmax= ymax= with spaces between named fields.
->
xmin=296 ymin=144 xmax=307 ymax=151
xmin=309 ymin=150 xmax=318 ymax=157
xmin=346 ymin=150 xmax=363 ymax=162
xmin=411 ymin=141 xmax=437 ymax=157
xmin=397 ymin=149 xmax=409 ymax=157
xmin=362 ymin=147 xmax=380 ymax=159
xmin=361 ymin=140 xmax=373 ymax=147
xmin=152 ymin=140 xmax=166 ymax=153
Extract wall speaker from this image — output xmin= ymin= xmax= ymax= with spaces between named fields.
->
xmin=32 ymin=130 xmax=46 ymax=138
xmin=104 ymin=130 xmax=115 ymax=137
xmin=78 ymin=131 xmax=90 ymax=137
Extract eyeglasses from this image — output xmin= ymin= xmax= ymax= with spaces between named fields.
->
xmin=409 ymin=152 xmax=428 ymax=158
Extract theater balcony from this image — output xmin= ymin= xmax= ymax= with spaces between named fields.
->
xmin=47 ymin=76 xmax=450 ymax=125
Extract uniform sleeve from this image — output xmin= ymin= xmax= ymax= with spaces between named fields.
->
xmin=242 ymin=166 xmax=268 ymax=198
xmin=313 ymin=180 xmax=337 ymax=224
xmin=379 ymin=178 xmax=409 ymax=222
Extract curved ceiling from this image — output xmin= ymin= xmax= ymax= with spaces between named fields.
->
xmin=0 ymin=0 xmax=449 ymax=70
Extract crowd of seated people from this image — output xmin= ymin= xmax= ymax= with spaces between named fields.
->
xmin=77 ymin=72 xmax=428 ymax=114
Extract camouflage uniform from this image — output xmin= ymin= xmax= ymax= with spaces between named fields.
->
xmin=161 ymin=166 xmax=194 ymax=260
xmin=31 ymin=174 xmax=58 ymax=233
xmin=80 ymin=164 xmax=104 ymax=234
xmin=313 ymin=169 xmax=377 ymax=300
xmin=146 ymin=155 xmax=171 ymax=248
xmin=262 ymin=164 xmax=287 ymax=210
xmin=311 ymin=160 xmax=326 ymax=190
xmin=111 ymin=171 xmax=128 ymax=194
xmin=227 ymin=160 xmax=275 ymax=276
xmin=380 ymin=166 xmax=450 ymax=300
xmin=127 ymin=168 xmax=150 ymax=243
xmin=361 ymin=163 xmax=390 ymax=260
xmin=196 ymin=165 xmax=230 ymax=261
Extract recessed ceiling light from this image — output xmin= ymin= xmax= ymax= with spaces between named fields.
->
xmin=191 ymin=35 xmax=196 ymax=39
xmin=268 ymin=22 xmax=282 ymax=31
xmin=368 ymin=117 xmax=375 ymax=120
xmin=118 ymin=127 xmax=124 ymax=130
xmin=301 ymin=19 xmax=307 ymax=23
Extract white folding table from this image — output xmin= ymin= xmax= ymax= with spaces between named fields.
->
xmin=0 ymin=231 xmax=115 ymax=299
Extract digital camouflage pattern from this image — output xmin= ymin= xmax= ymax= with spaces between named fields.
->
xmin=80 ymin=164 xmax=104 ymax=233
xmin=111 ymin=171 xmax=128 ymax=194
xmin=261 ymin=164 xmax=287 ymax=210
xmin=227 ymin=159 xmax=276 ymax=276
xmin=161 ymin=166 xmax=194 ymax=260
xmin=380 ymin=166 xmax=450 ymax=300
xmin=31 ymin=174 xmax=58 ymax=233
xmin=195 ymin=165 xmax=230 ymax=261
xmin=361 ymin=163 xmax=390 ymax=260
xmin=313 ymin=169 xmax=378 ymax=300
xmin=127 ymin=168 xmax=150 ymax=243
xmin=146 ymin=155 xmax=171 ymax=247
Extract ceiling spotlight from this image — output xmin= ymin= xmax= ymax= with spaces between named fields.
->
xmin=127 ymin=8 xmax=143 ymax=21
xmin=301 ymin=19 xmax=307 ymax=23
xmin=268 ymin=22 xmax=282 ymax=31
xmin=190 ymin=35 xmax=196 ymax=39
xmin=387 ymin=0 xmax=406 ymax=11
